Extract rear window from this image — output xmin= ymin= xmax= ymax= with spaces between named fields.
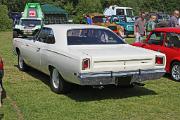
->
xmin=67 ymin=29 xmax=125 ymax=45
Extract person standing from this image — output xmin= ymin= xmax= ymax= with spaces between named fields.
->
xmin=168 ymin=10 xmax=179 ymax=27
xmin=146 ymin=14 xmax=157 ymax=36
xmin=86 ymin=15 xmax=92 ymax=25
xmin=134 ymin=12 xmax=146 ymax=42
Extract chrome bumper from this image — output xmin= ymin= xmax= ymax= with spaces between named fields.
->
xmin=78 ymin=69 xmax=165 ymax=85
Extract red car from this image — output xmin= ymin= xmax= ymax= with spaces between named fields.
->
xmin=132 ymin=27 xmax=180 ymax=81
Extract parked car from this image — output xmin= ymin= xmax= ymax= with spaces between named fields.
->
xmin=146 ymin=12 xmax=170 ymax=28
xmin=110 ymin=15 xmax=134 ymax=37
xmin=80 ymin=13 xmax=124 ymax=37
xmin=0 ymin=57 xmax=3 ymax=82
xmin=13 ymin=3 xmax=43 ymax=38
xmin=13 ymin=24 xmax=166 ymax=93
xmin=132 ymin=27 xmax=180 ymax=81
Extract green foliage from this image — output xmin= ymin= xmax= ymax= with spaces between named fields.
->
xmin=0 ymin=5 xmax=12 ymax=31
xmin=1 ymin=0 xmax=180 ymax=24
xmin=74 ymin=0 xmax=102 ymax=23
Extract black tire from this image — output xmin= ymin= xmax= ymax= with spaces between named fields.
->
xmin=50 ymin=68 xmax=71 ymax=94
xmin=13 ymin=31 xmax=19 ymax=38
xmin=171 ymin=62 xmax=180 ymax=81
xmin=18 ymin=52 xmax=27 ymax=71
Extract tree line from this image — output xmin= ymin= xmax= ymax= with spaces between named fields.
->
xmin=0 ymin=0 xmax=180 ymax=30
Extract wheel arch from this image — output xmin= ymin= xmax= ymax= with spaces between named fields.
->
xmin=170 ymin=59 xmax=180 ymax=70
xmin=48 ymin=65 xmax=64 ymax=78
xmin=15 ymin=47 xmax=20 ymax=55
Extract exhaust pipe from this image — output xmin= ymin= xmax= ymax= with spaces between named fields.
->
xmin=93 ymin=86 xmax=104 ymax=90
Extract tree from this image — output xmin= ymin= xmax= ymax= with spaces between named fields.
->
xmin=74 ymin=0 xmax=102 ymax=23
xmin=0 ymin=5 xmax=12 ymax=31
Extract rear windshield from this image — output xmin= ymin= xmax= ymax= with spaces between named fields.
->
xmin=67 ymin=29 xmax=125 ymax=45
xmin=92 ymin=16 xmax=105 ymax=23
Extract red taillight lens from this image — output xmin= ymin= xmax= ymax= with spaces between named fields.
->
xmin=0 ymin=59 xmax=3 ymax=70
xmin=82 ymin=58 xmax=90 ymax=70
xmin=156 ymin=56 xmax=164 ymax=65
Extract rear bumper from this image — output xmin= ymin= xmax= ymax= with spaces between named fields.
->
xmin=78 ymin=69 xmax=165 ymax=85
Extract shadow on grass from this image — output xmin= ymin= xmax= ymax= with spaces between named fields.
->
xmin=16 ymin=65 xmax=157 ymax=101
xmin=14 ymin=65 xmax=50 ymax=87
xmin=67 ymin=85 xmax=157 ymax=102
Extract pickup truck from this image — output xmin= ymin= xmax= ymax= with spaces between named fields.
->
xmin=13 ymin=24 xmax=166 ymax=94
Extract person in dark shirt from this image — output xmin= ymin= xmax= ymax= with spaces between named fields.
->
xmin=169 ymin=10 xmax=179 ymax=27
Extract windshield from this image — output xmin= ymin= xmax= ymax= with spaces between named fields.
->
xmin=92 ymin=16 xmax=105 ymax=23
xmin=21 ymin=19 xmax=41 ymax=27
xmin=126 ymin=9 xmax=133 ymax=16
xmin=67 ymin=29 xmax=125 ymax=45
xmin=126 ymin=17 xmax=134 ymax=22
xmin=116 ymin=9 xmax=125 ymax=15
xmin=158 ymin=14 xmax=170 ymax=21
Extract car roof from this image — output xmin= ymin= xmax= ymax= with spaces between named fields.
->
xmin=44 ymin=24 xmax=109 ymax=31
xmin=153 ymin=27 xmax=180 ymax=34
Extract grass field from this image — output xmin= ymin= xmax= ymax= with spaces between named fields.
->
xmin=0 ymin=31 xmax=180 ymax=120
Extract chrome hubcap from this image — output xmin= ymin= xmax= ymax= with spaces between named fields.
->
xmin=172 ymin=64 xmax=180 ymax=81
xmin=52 ymin=69 xmax=60 ymax=89
xmin=19 ymin=55 xmax=24 ymax=69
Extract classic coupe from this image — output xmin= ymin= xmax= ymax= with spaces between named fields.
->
xmin=132 ymin=27 xmax=180 ymax=81
xmin=13 ymin=24 xmax=166 ymax=93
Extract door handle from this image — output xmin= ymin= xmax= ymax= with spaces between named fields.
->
xmin=36 ymin=48 xmax=40 ymax=52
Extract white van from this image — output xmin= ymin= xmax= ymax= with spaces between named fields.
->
xmin=104 ymin=5 xmax=134 ymax=16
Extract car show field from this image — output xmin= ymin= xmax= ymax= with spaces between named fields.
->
xmin=0 ymin=31 xmax=180 ymax=120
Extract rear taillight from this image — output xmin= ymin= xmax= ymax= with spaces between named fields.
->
xmin=82 ymin=58 xmax=90 ymax=70
xmin=0 ymin=59 xmax=3 ymax=70
xmin=155 ymin=56 xmax=164 ymax=65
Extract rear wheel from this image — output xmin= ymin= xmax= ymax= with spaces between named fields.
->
xmin=171 ymin=62 xmax=180 ymax=81
xmin=18 ymin=52 xmax=27 ymax=71
xmin=50 ymin=68 xmax=71 ymax=94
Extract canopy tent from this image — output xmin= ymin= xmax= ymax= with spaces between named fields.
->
xmin=41 ymin=4 xmax=68 ymax=24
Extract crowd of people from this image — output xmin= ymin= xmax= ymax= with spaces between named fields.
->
xmin=134 ymin=10 xmax=180 ymax=42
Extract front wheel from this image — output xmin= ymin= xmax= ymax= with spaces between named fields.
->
xmin=50 ymin=68 xmax=71 ymax=94
xmin=171 ymin=62 xmax=180 ymax=81
xmin=18 ymin=52 xmax=27 ymax=71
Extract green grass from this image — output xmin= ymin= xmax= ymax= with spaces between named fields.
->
xmin=0 ymin=31 xmax=180 ymax=120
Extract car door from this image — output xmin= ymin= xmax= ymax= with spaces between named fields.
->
xmin=27 ymin=28 xmax=48 ymax=69
xmin=38 ymin=28 xmax=56 ymax=74
xmin=143 ymin=32 xmax=165 ymax=52
xmin=159 ymin=32 xmax=180 ymax=72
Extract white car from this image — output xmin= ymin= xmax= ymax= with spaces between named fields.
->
xmin=13 ymin=24 xmax=166 ymax=94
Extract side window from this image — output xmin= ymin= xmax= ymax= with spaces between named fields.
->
xmin=37 ymin=28 xmax=47 ymax=42
xmin=37 ymin=28 xmax=55 ymax=44
xmin=166 ymin=33 xmax=180 ymax=48
xmin=148 ymin=32 xmax=164 ymax=45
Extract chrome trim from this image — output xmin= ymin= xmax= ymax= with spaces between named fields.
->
xmin=77 ymin=69 xmax=165 ymax=85
xmin=78 ymin=69 xmax=165 ymax=78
